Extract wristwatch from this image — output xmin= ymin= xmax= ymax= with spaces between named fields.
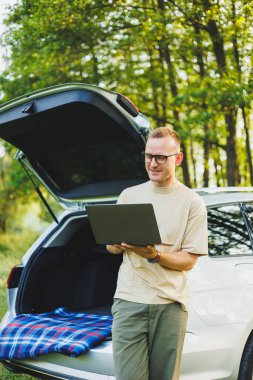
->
xmin=147 ymin=250 xmax=161 ymax=263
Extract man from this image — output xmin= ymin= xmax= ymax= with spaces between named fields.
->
xmin=107 ymin=126 xmax=208 ymax=380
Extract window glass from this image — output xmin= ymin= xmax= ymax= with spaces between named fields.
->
xmin=39 ymin=140 xmax=147 ymax=191
xmin=208 ymin=204 xmax=253 ymax=256
xmin=244 ymin=203 xmax=253 ymax=225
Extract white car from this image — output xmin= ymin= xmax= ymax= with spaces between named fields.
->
xmin=0 ymin=83 xmax=253 ymax=380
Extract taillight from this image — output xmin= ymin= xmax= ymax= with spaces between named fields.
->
xmin=7 ymin=266 xmax=23 ymax=289
xmin=116 ymin=94 xmax=139 ymax=117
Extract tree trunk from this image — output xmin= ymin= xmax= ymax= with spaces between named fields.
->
xmin=213 ymin=152 xmax=224 ymax=187
xmin=148 ymin=48 xmax=161 ymax=128
xmin=156 ymin=0 xmax=192 ymax=186
xmin=201 ymin=0 xmax=240 ymax=185
xmin=91 ymin=45 xmax=100 ymax=85
xmin=160 ymin=53 xmax=168 ymax=126
xmin=157 ymin=49 xmax=191 ymax=184
xmin=230 ymin=0 xmax=252 ymax=185
xmin=241 ymin=106 xmax=253 ymax=185
xmin=225 ymin=109 xmax=240 ymax=186
xmin=193 ymin=23 xmax=210 ymax=187
xmin=180 ymin=142 xmax=191 ymax=187
xmin=231 ymin=0 xmax=241 ymax=80
xmin=203 ymin=129 xmax=210 ymax=187
xmin=0 ymin=217 xmax=6 ymax=234
xmin=190 ymin=142 xmax=197 ymax=187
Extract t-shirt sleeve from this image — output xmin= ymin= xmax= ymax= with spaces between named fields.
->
xmin=181 ymin=195 xmax=208 ymax=255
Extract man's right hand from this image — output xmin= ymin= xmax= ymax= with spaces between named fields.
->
xmin=106 ymin=245 xmax=124 ymax=254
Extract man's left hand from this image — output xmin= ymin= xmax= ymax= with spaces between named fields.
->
xmin=115 ymin=243 xmax=157 ymax=260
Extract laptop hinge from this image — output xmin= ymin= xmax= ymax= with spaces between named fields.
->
xmin=18 ymin=157 xmax=59 ymax=224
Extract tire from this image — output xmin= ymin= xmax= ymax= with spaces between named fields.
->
xmin=238 ymin=331 xmax=253 ymax=380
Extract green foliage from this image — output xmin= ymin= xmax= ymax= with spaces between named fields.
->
xmin=0 ymin=0 xmax=253 ymax=189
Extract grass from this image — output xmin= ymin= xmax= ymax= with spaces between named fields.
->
xmin=0 ymin=367 xmax=33 ymax=380
xmin=0 ymin=231 xmax=40 ymax=380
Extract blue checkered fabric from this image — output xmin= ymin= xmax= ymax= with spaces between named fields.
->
xmin=0 ymin=307 xmax=112 ymax=359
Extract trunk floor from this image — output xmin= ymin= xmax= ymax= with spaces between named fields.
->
xmin=14 ymin=306 xmax=114 ymax=376
xmin=82 ymin=305 xmax=112 ymax=316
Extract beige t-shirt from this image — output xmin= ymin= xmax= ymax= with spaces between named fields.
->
xmin=114 ymin=180 xmax=208 ymax=311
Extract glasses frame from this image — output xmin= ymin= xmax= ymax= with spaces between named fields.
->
xmin=141 ymin=152 xmax=179 ymax=164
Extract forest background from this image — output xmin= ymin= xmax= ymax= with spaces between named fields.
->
xmin=0 ymin=0 xmax=253 ymax=286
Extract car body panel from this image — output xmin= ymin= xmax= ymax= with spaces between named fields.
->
xmin=189 ymin=256 xmax=253 ymax=325
xmin=236 ymin=263 xmax=253 ymax=284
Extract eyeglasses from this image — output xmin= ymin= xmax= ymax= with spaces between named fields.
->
xmin=141 ymin=152 xmax=179 ymax=164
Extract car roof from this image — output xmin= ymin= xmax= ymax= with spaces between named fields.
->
xmin=195 ymin=187 xmax=253 ymax=207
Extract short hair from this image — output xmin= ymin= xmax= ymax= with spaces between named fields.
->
xmin=148 ymin=126 xmax=180 ymax=145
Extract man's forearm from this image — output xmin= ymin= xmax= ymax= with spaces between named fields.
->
xmin=113 ymin=243 xmax=200 ymax=271
xmin=157 ymin=251 xmax=199 ymax=271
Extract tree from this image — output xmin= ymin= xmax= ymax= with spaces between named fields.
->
xmin=1 ymin=0 xmax=253 ymax=188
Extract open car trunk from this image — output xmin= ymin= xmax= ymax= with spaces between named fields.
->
xmin=12 ymin=213 xmax=119 ymax=378
xmin=17 ymin=213 xmax=122 ymax=315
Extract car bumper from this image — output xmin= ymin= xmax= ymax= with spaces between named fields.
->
xmin=2 ymin=321 xmax=245 ymax=380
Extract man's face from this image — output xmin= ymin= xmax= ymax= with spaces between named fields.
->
xmin=145 ymin=136 xmax=183 ymax=187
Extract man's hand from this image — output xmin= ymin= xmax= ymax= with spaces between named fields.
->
xmin=106 ymin=245 xmax=124 ymax=254
xmin=107 ymin=243 xmax=158 ymax=259
xmin=116 ymin=243 xmax=158 ymax=260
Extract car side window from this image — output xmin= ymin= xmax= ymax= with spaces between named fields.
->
xmin=208 ymin=204 xmax=253 ymax=256
xmin=244 ymin=203 xmax=253 ymax=225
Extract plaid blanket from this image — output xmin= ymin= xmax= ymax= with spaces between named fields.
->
xmin=0 ymin=307 xmax=112 ymax=360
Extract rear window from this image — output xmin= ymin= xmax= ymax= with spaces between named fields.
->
xmin=38 ymin=139 xmax=147 ymax=191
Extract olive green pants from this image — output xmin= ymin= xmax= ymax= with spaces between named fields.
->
xmin=111 ymin=299 xmax=187 ymax=380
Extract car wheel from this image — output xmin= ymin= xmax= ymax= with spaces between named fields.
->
xmin=238 ymin=331 xmax=253 ymax=380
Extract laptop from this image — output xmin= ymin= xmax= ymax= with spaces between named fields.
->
xmin=86 ymin=203 xmax=162 ymax=245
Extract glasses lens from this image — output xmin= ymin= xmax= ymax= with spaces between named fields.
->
xmin=156 ymin=155 xmax=167 ymax=164
xmin=141 ymin=153 xmax=167 ymax=163
xmin=142 ymin=152 xmax=178 ymax=164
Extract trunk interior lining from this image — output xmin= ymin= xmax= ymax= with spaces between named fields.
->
xmin=18 ymin=218 xmax=122 ymax=314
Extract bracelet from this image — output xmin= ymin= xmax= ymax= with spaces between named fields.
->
xmin=147 ymin=250 xmax=161 ymax=263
